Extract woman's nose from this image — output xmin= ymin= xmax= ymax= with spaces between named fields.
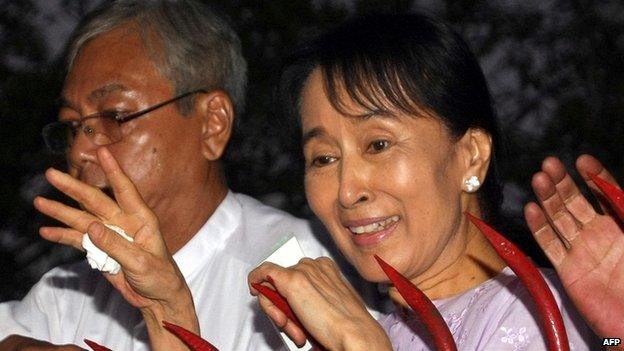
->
xmin=338 ymin=157 xmax=373 ymax=208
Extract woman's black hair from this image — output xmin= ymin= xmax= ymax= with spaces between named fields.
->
xmin=280 ymin=13 xmax=503 ymax=222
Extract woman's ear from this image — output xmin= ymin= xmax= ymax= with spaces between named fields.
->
xmin=458 ymin=128 xmax=492 ymax=193
xmin=193 ymin=90 xmax=235 ymax=161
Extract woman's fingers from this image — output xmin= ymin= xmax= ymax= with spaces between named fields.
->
xmin=257 ymin=293 xmax=308 ymax=347
xmin=250 ymin=258 xmax=379 ymax=350
xmin=524 ymin=202 xmax=567 ymax=267
xmin=250 ymin=260 xmax=328 ymax=299
xmin=527 ymin=155 xmax=620 ymax=266
xmin=248 ymin=262 xmax=289 ymax=292
xmin=576 ymin=154 xmax=622 ymax=215
xmin=576 ymin=154 xmax=618 ymax=186
xmin=531 ymin=171 xmax=581 ymax=245
xmin=541 ymin=157 xmax=597 ymax=224
xmin=44 ymin=168 xmax=120 ymax=220
xmin=97 ymin=147 xmax=155 ymax=223
xmin=249 ymin=263 xmax=310 ymax=346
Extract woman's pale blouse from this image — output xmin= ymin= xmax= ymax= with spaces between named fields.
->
xmin=378 ymin=267 xmax=599 ymax=350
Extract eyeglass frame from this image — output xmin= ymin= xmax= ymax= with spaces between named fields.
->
xmin=42 ymin=88 xmax=207 ymax=154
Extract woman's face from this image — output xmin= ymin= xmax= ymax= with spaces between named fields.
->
xmin=301 ymin=69 xmax=472 ymax=282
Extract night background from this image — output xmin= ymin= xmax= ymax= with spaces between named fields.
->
xmin=1 ymin=0 xmax=623 ymax=302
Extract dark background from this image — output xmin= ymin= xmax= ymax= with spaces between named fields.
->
xmin=1 ymin=0 xmax=623 ymax=302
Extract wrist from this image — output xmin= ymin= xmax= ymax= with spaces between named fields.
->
xmin=143 ymin=271 xmax=198 ymax=327
xmin=339 ymin=320 xmax=392 ymax=351
xmin=141 ymin=300 xmax=200 ymax=351
xmin=141 ymin=292 xmax=199 ymax=333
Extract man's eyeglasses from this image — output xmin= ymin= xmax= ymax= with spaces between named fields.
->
xmin=42 ymin=89 xmax=207 ymax=155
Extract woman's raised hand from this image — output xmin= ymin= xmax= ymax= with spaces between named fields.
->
xmin=248 ymin=257 xmax=392 ymax=351
xmin=524 ymin=155 xmax=624 ymax=342
xmin=33 ymin=147 xmax=198 ymax=351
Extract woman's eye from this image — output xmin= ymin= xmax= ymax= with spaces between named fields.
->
xmin=311 ymin=155 xmax=336 ymax=167
xmin=368 ymin=139 xmax=390 ymax=153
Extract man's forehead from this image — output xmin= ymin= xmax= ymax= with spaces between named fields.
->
xmin=60 ymin=83 xmax=130 ymax=108
xmin=87 ymin=83 xmax=129 ymax=101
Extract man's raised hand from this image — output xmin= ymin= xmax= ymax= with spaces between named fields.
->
xmin=33 ymin=147 xmax=199 ymax=351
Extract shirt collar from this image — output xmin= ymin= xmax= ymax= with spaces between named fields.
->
xmin=172 ymin=191 xmax=242 ymax=279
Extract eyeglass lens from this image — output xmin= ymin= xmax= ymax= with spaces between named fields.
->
xmin=43 ymin=114 xmax=122 ymax=154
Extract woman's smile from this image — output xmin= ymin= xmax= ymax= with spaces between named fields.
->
xmin=344 ymin=215 xmax=401 ymax=247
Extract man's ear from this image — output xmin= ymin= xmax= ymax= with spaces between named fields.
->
xmin=457 ymin=128 xmax=492 ymax=193
xmin=193 ymin=90 xmax=235 ymax=161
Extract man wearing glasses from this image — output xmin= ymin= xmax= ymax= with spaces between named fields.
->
xmin=0 ymin=1 xmax=330 ymax=350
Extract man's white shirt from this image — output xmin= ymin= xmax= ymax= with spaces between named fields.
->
xmin=0 ymin=192 xmax=332 ymax=350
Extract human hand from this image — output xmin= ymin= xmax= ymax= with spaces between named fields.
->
xmin=524 ymin=155 xmax=624 ymax=342
xmin=0 ymin=335 xmax=84 ymax=350
xmin=248 ymin=257 xmax=391 ymax=351
xmin=33 ymin=147 xmax=198 ymax=351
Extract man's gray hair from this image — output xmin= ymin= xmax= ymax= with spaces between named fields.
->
xmin=66 ymin=0 xmax=247 ymax=114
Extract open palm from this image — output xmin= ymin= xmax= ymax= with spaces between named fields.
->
xmin=34 ymin=148 xmax=183 ymax=310
xmin=524 ymin=155 xmax=624 ymax=339
xmin=33 ymin=147 xmax=198 ymax=351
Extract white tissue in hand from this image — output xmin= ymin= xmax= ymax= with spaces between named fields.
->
xmin=82 ymin=224 xmax=134 ymax=274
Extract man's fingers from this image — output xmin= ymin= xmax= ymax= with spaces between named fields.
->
xmin=541 ymin=157 xmax=597 ymax=224
xmin=34 ymin=196 xmax=98 ymax=233
xmin=39 ymin=226 xmax=85 ymax=250
xmin=531 ymin=172 xmax=582 ymax=244
xmin=96 ymin=147 xmax=155 ymax=222
xmin=87 ymin=221 xmax=139 ymax=270
xmin=44 ymin=168 xmax=120 ymax=220
xmin=524 ymin=202 xmax=567 ymax=267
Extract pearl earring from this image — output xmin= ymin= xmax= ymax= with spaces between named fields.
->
xmin=464 ymin=176 xmax=481 ymax=192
